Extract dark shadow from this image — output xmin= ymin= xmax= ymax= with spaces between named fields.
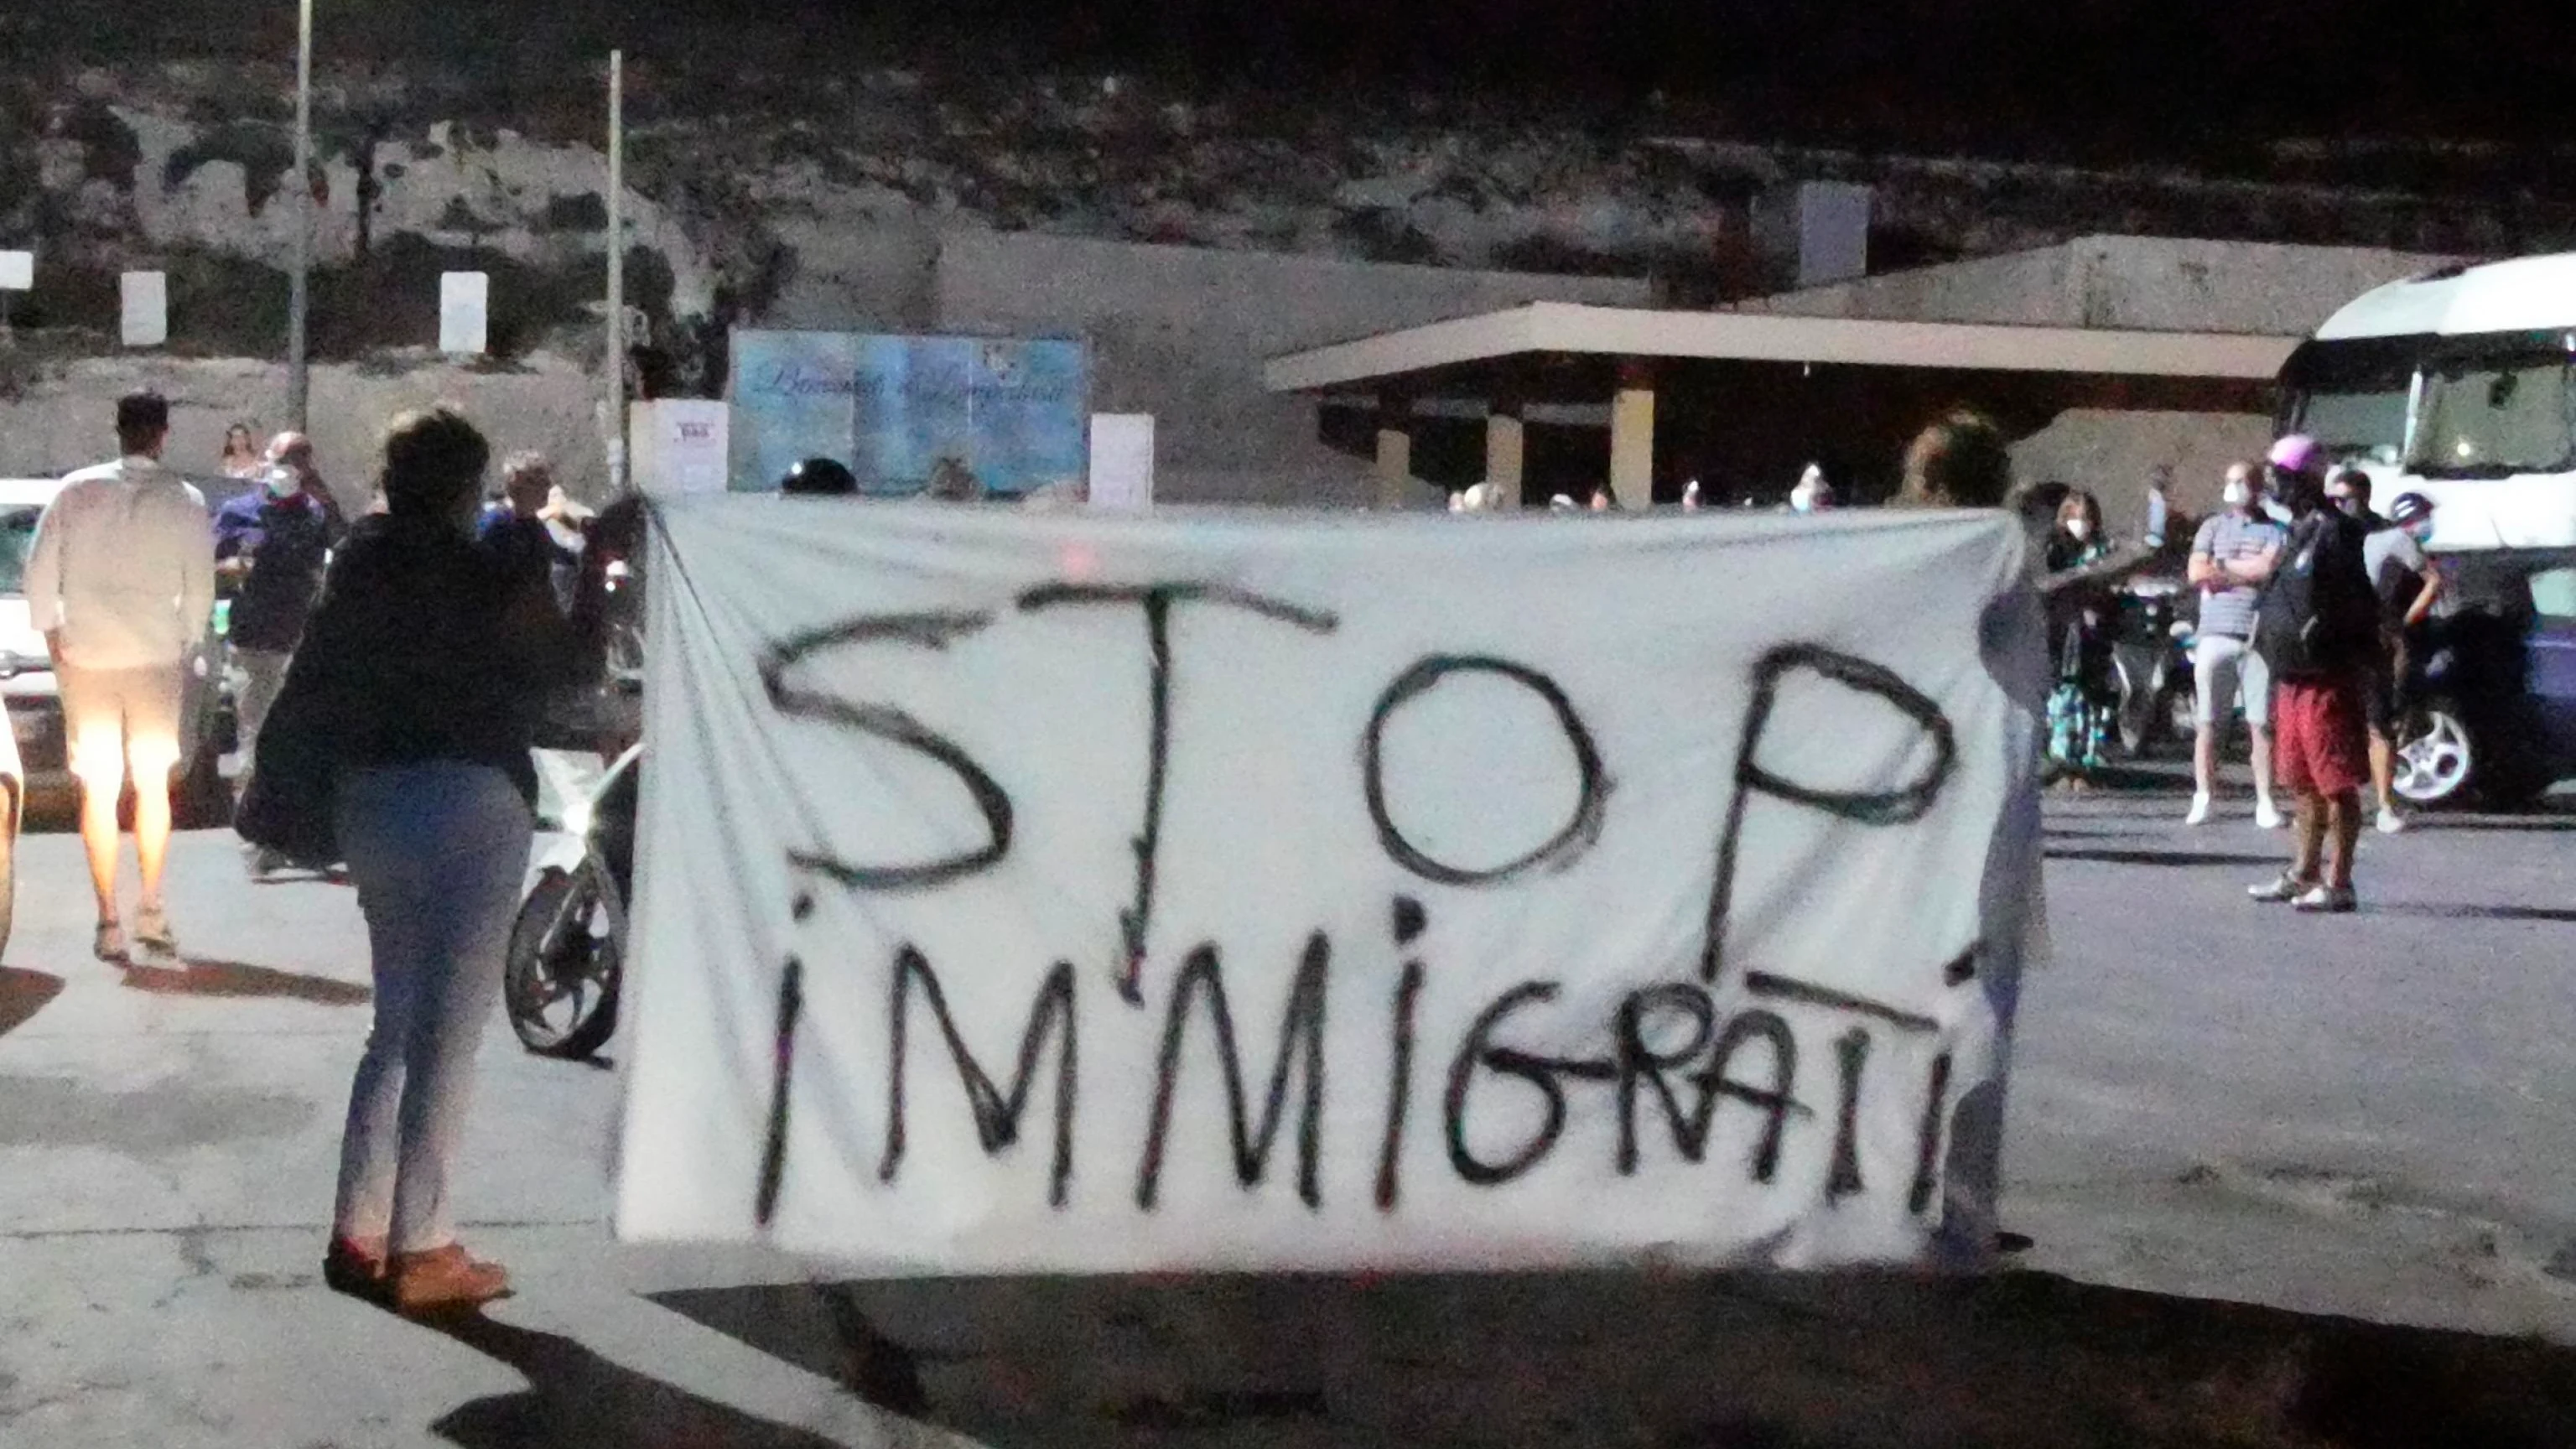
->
xmin=419 ymin=1309 xmax=865 ymax=1449
xmin=120 ymin=960 xmax=371 ymax=1005
xmin=2413 ymin=813 xmax=2576 ymax=834
xmin=0 ymin=967 xmax=66 ymax=1037
xmin=2372 ymin=902 xmax=2576 ymax=924
xmin=655 ymin=1268 xmax=2576 ymax=1449
xmin=2045 ymin=847 xmax=2284 ymax=868
xmin=652 ymin=1282 xmax=927 ymax=1415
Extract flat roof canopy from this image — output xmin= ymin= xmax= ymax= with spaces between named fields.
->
xmin=1265 ymin=302 xmax=2299 ymax=401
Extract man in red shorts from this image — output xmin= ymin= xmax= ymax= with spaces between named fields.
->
xmin=2245 ymin=437 xmax=2379 ymax=913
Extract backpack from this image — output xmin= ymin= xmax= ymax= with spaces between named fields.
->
xmin=2257 ymin=512 xmax=2377 ymax=679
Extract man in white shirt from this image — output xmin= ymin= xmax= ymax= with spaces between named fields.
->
xmin=23 ymin=391 xmax=217 ymax=964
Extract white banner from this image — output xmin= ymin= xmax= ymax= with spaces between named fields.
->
xmin=618 ymin=502 xmax=2044 ymax=1275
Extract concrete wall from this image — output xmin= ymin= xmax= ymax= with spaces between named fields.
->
xmin=1738 ymin=235 xmax=2459 ymax=335
xmin=0 ymin=351 xmax=602 ymax=503
xmin=928 ymin=230 xmax=1652 ymax=506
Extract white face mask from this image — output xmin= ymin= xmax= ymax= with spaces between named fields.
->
xmin=2064 ymin=517 xmax=2092 ymax=541
xmin=263 ymin=465 xmax=299 ymax=500
xmin=2221 ymin=480 xmax=2252 ymax=508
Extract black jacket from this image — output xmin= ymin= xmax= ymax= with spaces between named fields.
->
xmin=285 ymin=512 xmax=594 ymax=805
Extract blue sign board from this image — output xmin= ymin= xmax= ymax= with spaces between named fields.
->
xmin=730 ymin=330 xmax=1090 ymax=496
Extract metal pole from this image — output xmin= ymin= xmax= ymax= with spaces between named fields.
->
xmin=287 ymin=0 xmax=314 ymax=431
xmin=605 ymin=49 xmax=627 ymax=495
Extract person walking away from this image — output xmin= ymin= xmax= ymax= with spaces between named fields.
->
xmin=2185 ymin=460 xmax=2288 ymax=826
xmin=218 ymin=422 xmax=264 ymax=480
xmin=2246 ymin=454 xmax=2379 ymax=913
xmin=213 ymin=450 xmax=341 ymax=877
xmin=2360 ymin=491 xmax=2447 ymax=833
xmin=282 ymin=407 xmax=601 ymax=1311
xmin=22 ymin=391 xmax=216 ymax=964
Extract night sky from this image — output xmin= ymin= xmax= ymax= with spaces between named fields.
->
xmin=11 ymin=0 xmax=2574 ymax=158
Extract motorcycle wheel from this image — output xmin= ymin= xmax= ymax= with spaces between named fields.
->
xmin=505 ymin=865 xmax=621 ymax=1059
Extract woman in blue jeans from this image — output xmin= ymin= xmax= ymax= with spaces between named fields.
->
xmin=291 ymin=406 xmax=600 ymax=1312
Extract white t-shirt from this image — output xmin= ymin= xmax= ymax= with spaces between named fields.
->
xmin=2360 ymin=527 xmax=2458 ymax=621
xmin=23 ymin=456 xmax=216 ymax=669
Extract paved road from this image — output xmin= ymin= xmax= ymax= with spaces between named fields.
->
xmin=2 ymin=792 xmax=2573 ymax=1447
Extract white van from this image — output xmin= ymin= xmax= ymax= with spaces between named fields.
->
xmin=2278 ymin=252 xmax=2576 ymax=555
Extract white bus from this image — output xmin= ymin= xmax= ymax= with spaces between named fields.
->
xmin=2279 ymin=252 xmax=2576 ymax=555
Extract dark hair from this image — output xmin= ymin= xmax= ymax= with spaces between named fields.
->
xmin=2332 ymin=467 xmax=2373 ymax=503
xmin=2269 ymin=462 xmax=2328 ymax=518
xmin=781 ymin=456 xmax=858 ymax=496
xmin=1899 ymin=411 xmax=2012 ymax=508
xmin=377 ymin=406 xmax=491 ymax=519
xmin=117 ymin=391 xmax=170 ymax=454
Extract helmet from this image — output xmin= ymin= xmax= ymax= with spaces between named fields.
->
xmin=2387 ymin=491 xmax=2435 ymax=525
xmin=781 ymin=457 xmax=858 ymax=496
xmin=2266 ymin=434 xmax=2322 ymax=476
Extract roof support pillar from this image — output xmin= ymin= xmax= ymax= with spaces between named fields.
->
xmin=1610 ymin=361 xmax=1656 ymax=511
xmin=1374 ymin=392 xmax=1414 ymax=510
xmin=1483 ymin=395 xmax=1525 ymax=507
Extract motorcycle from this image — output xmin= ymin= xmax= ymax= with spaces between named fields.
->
xmin=506 ymin=533 xmax=645 ymax=1061
xmin=2110 ymin=577 xmax=2196 ymax=758
xmin=506 ymin=741 xmax=636 ymax=1059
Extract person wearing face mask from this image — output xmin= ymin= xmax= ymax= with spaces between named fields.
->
xmin=2038 ymin=488 xmax=2162 ymax=782
xmin=2359 ymin=492 xmax=2448 ymax=833
xmin=213 ymin=434 xmax=345 ymax=877
xmin=2184 ymin=459 xmax=2291 ymax=826
xmin=2326 ymin=467 xmax=2387 ymax=532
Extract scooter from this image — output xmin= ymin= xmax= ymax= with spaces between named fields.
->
xmin=506 ymin=742 xmax=636 ymax=1060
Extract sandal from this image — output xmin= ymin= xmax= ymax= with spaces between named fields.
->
xmin=93 ymin=920 xmax=128 ymax=963
xmin=132 ymin=905 xmax=180 ymax=966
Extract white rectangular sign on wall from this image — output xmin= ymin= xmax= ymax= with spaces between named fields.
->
xmin=120 ymin=271 xmax=168 ymax=347
xmin=617 ymin=504 xmax=2044 ymax=1275
xmin=0 ymin=252 xmax=32 ymax=291
xmin=629 ymin=399 xmax=731 ymax=496
xmin=1087 ymin=413 xmax=1155 ymax=510
xmin=439 ymin=272 xmax=489 ymax=356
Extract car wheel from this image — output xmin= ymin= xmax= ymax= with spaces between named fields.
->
xmin=2394 ymin=705 xmax=2475 ymax=808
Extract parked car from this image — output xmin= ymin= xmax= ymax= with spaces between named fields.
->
xmin=2388 ymin=561 xmax=2576 ymax=809
xmin=0 ymin=477 xmax=235 ymax=826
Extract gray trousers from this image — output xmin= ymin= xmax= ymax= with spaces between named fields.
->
xmin=332 ymin=764 xmax=532 ymax=1254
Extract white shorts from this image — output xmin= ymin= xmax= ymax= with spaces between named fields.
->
xmin=2194 ymin=634 xmax=2271 ymax=730
xmin=58 ymin=662 xmax=186 ymax=782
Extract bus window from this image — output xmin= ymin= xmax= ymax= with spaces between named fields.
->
xmin=2411 ymin=353 xmax=2576 ymax=478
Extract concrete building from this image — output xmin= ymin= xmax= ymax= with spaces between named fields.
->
xmin=1264 ymin=236 xmax=2464 ymax=522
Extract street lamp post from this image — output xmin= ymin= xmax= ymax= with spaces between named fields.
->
xmin=287 ymin=0 xmax=314 ymax=432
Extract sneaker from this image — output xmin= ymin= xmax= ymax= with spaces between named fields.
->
xmin=2248 ymin=871 xmax=2315 ymax=903
xmin=244 ymin=845 xmax=290 ymax=881
xmin=2376 ymin=808 xmax=2406 ymax=835
xmin=387 ymin=1244 xmax=512 ymax=1314
xmin=2255 ymin=798 xmax=2285 ymax=830
xmin=92 ymin=920 xmax=127 ymax=963
xmin=2293 ymin=884 xmax=2359 ymax=914
xmin=2185 ymin=792 xmax=2213 ymax=826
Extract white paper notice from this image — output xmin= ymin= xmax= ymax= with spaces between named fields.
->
xmin=121 ymin=272 xmax=168 ymax=347
xmin=439 ymin=272 xmax=490 ymax=356
xmin=0 ymin=252 xmax=31 ymax=291
xmin=630 ymin=399 xmax=733 ymax=496
xmin=1088 ymin=414 xmax=1155 ymax=511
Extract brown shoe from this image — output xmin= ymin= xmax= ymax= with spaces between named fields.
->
xmin=323 ymin=1235 xmax=389 ymax=1301
xmin=387 ymin=1244 xmax=512 ymax=1314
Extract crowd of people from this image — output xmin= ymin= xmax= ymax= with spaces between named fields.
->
xmin=22 ymin=392 xmax=607 ymax=1314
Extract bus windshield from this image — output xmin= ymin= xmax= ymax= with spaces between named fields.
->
xmin=2279 ymin=336 xmax=2417 ymax=464
xmin=2408 ymin=352 xmax=2576 ymax=479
